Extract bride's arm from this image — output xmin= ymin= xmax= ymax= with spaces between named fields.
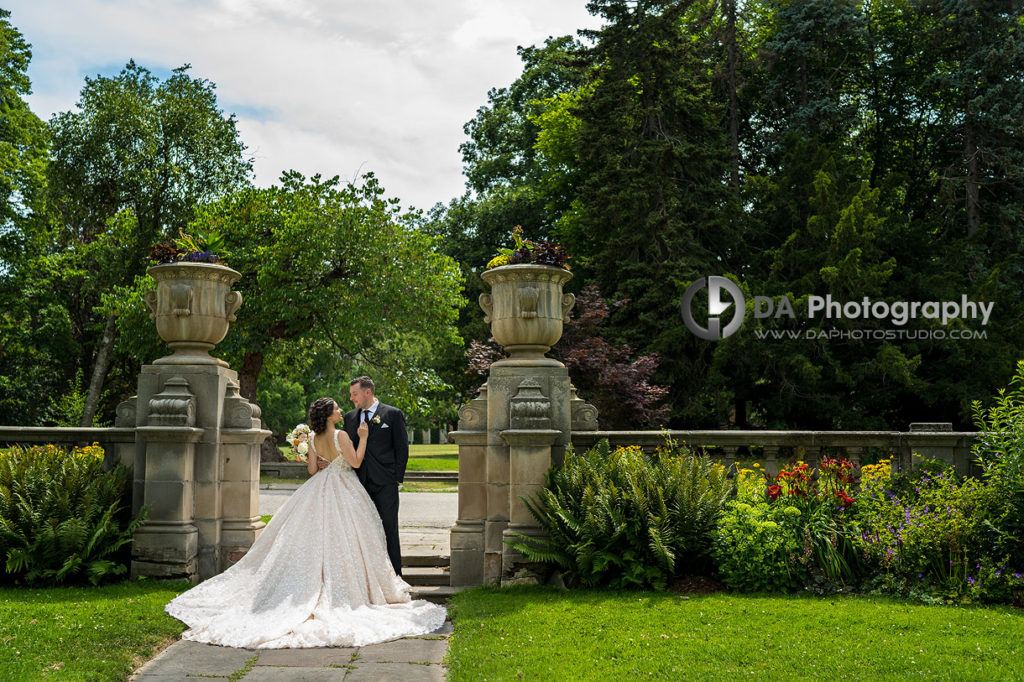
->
xmin=339 ymin=423 xmax=368 ymax=468
xmin=307 ymin=443 xmax=319 ymax=476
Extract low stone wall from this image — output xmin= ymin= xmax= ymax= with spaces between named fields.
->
xmin=0 ymin=426 xmax=136 ymax=471
xmin=568 ymin=424 xmax=979 ymax=475
xmin=260 ymin=461 xmax=311 ymax=479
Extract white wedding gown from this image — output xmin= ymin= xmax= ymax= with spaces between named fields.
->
xmin=165 ymin=431 xmax=446 ymax=648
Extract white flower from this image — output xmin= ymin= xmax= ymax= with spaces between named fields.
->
xmin=296 ymin=441 xmax=309 ymax=456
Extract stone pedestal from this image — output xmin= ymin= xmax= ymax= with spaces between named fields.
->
xmin=128 ymin=367 xmax=267 ymax=582
xmin=485 ymin=367 xmax=571 ymax=584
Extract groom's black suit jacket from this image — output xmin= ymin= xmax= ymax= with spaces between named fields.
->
xmin=343 ymin=402 xmax=409 ymax=486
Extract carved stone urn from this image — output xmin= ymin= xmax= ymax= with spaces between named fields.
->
xmin=479 ymin=264 xmax=574 ymax=366
xmin=144 ymin=262 xmax=243 ymax=366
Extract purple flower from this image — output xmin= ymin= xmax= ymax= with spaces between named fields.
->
xmin=967 ymin=577 xmax=975 ymax=585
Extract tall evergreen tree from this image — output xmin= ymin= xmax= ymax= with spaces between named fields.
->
xmin=556 ymin=0 xmax=736 ymax=424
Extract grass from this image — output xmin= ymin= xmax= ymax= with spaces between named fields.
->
xmin=399 ymin=481 xmax=457 ymax=493
xmin=446 ymin=586 xmax=1024 ymax=681
xmin=273 ymin=443 xmax=459 ymax=473
xmin=0 ymin=579 xmax=188 ymax=681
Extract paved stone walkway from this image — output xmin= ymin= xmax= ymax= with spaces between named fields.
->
xmin=132 ymin=621 xmax=452 ymax=681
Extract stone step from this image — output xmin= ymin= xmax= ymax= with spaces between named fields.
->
xmin=409 ymin=585 xmax=467 ymax=604
xmin=402 ymin=566 xmax=450 ymax=586
xmin=402 ymin=553 xmax=449 ymax=568
xmin=404 ymin=471 xmax=458 ymax=482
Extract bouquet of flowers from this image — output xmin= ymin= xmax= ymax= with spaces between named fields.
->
xmin=285 ymin=423 xmax=311 ymax=462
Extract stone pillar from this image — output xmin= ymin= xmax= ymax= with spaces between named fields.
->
xmin=449 ymin=384 xmax=488 ymax=587
xmin=721 ymin=446 xmax=738 ymax=470
xmin=501 ymin=379 xmax=560 ymax=585
xmin=483 ymin=365 xmax=572 ymax=584
xmin=763 ymin=445 xmax=780 ymax=475
xmin=904 ymin=423 xmax=970 ymax=474
xmin=131 ymin=377 xmax=202 ymax=581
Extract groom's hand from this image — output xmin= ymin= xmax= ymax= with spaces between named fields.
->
xmin=316 ymin=457 xmax=329 ymax=471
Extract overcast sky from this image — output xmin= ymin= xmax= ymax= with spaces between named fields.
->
xmin=9 ymin=0 xmax=602 ymax=210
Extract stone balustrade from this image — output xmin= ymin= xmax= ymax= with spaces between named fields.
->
xmin=569 ymin=423 xmax=979 ymax=475
xmin=0 ymin=426 xmax=136 ymax=472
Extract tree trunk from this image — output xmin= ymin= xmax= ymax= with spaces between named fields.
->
xmin=239 ymin=350 xmax=263 ymax=404
xmin=725 ymin=0 xmax=740 ymax=188
xmin=80 ymin=313 xmax=117 ymax=427
xmin=965 ymin=130 xmax=980 ymax=236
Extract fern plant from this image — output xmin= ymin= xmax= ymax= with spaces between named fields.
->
xmin=0 ymin=444 xmax=147 ymax=586
xmin=508 ymin=439 xmax=733 ymax=590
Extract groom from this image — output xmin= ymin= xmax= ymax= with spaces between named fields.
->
xmin=343 ymin=376 xmax=409 ymax=577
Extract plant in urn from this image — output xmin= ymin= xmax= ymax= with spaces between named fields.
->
xmin=481 ymin=226 xmax=574 ymax=367
xmin=144 ymin=230 xmax=242 ymax=366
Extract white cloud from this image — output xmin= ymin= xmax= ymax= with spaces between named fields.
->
xmin=11 ymin=0 xmax=602 ymax=209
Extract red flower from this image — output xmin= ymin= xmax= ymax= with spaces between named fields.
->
xmin=767 ymin=485 xmax=783 ymax=500
xmin=835 ymin=490 xmax=855 ymax=507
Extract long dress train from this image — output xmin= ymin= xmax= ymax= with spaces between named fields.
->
xmin=165 ymin=430 xmax=446 ymax=648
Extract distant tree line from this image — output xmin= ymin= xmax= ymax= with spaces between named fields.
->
xmin=0 ymin=9 xmax=463 ymax=432
xmin=431 ymin=0 xmax=1024 ymax=429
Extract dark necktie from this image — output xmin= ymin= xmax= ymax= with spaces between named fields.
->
xmin=363 ymin=409 xmax=371 ymax=426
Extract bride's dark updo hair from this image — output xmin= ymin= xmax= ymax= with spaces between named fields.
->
xmin=308 ymin=397 xmax=336 ymax=434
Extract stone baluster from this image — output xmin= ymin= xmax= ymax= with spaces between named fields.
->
xmin=762 ymin=445 xmax=780 ymax=475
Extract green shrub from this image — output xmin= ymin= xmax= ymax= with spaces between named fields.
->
xmin=972 ymin=359 xmax=1024 ymax=571
xmin=0 ymin=444 xmax=146 ymax=586
xmin=855 ymin=458 xmax=1006 ymax=603
xmin=508 ymin=439 xmax=733 ymax=589
xmin=713 ymin=500 xmax=805 ymax=591
xmin=726 ymin=459 xmax=864 ymax=592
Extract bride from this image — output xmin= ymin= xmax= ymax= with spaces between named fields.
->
xmin=165 ymin=397 xmax=446 ymax=649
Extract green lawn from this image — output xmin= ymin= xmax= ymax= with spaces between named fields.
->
xmin=276 ymin=443 xmax=458 ymax=471
xmin=399 ymin=481 xmax=457 ymax=493
xmin=0 ymin=580 xmax=188 ymax=680
xmin=447 ymin=586 xmax=1024 ymax=681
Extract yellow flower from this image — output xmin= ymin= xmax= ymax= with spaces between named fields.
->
xmin=486 ymin=254 xmax=511 ymax=269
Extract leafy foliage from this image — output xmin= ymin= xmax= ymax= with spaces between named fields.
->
xmin=855 ymin=458 xmax=1011 ymax=604
xmin=171 ymin=171 xmax=465 ymax=417
xmin=487 ymin=225 xmax=571 ymax=270
xmin=0 ymin=8 xmax=48 ymax=232
xmin=509 ymin=439 xmax=733 ymax=589
xmin=0 ymin=444 xmax=146 ymax=585
xmin=439 ymin=0 xmax=1024 ymax=430
xmin=713 ymin=501 xmax=804 ymax=592
xmin=553 ymin=286 xmax=670 ymax=428
xmin=971 ymin=359 xmax=1024 ymax=572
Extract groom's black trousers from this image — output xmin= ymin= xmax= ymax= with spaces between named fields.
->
xmin=364 ymin=480 xmax=402 ymax=577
